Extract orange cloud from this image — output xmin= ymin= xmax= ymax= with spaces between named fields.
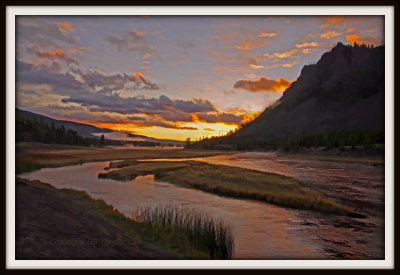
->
xmin=282 ymin=63 xmax=294 ymax=68
xmin=140 ymin=53 xmax=152 ymax=59
xmin=263 ymin=53 xmax=275 ymax=59
xmin=319 ymin=16 xmax=345 ymax=29
xmin=69 ymin=48 xmax=82 ymax=54
xmin=300 ymin=33 xmax=318 ymax=40
xmin=302 ymin=48 xmax=313 ymax=54
xmin=132 ymin=71 xmax=144 ymax=78
xmin=136 ymin=31 xmax=146 ymax=36
xmin=320 ymin=30 xmax=342 ymax=39
xmin=345 ymin=34 xmax=360 ymax=44
xmin=250 ymin=64 xmax=265 ymax=69
xmin=295 ymin=41 xmax=318 ymax=48
xmin=346 ymin=27 xmax=356 ymax=33
xmin=55 ymin=21 xmax=74 ymax=33
xmin=258 ymin=32 xmax=278 ymax=38
xmin=234 ymin=76 xmax=292 ymax=92
xmin=45 ymin=49 xmax=66 ymax=57
xmin=235 ymin=40 xmax=263 ymax=51
xmin=69 ymin=47 xmax=90 ymax=54
xmin=281 ymin=60 xmax=297 ymax=68
xmin=345 ymin=34 xmax=383 ymax=46
xmin=273 ymin=48 xmax=298 ymax=58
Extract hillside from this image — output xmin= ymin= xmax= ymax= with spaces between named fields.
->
xmin=238 ymin=43 xmax=384 ymax=139
xmin=16 ymin=109 xmax=112 ymax=138
xmin=16 ymin=109 xmax=184 ymax=146
xmin=192 ymin=43 xmax=384 ymax=151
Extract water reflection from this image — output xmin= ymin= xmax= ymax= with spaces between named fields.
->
xmin=196 ymin=153 xmax=384 ymax=211
xmin=195 ymin=152 xmax=384 ymax=259
xmin=19 ymin=152 xmax=384 ymax=259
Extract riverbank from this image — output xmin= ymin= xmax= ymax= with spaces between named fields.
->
xmin=277 ymin=146 xmax=384 ymax=166
xmin=16 ymin=142 xmax=382 ymax=175
xmin=16 ymin=178 xmax=232 ymax=259
xmin=15 ymin=141 xmax=381 ymax=259
xmin=16 ymin=142 xmax=236 ymax=174
xmin=99 ymin=160 xmax=364 ymax=217
xmin=16 ymin=142 xmax=366 ymax=217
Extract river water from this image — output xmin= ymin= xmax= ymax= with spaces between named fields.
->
xmin=19 ymin=152 xmax=384 ymax=259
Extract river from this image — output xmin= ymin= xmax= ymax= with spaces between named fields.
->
xmin=19 ymin=152 xmax=384 ymax=259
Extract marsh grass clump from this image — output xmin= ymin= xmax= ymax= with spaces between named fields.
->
xmin=132 ymin=205 xmax=235 ymax=259
xmin=100 ymin=160 xmax=365 ymax=217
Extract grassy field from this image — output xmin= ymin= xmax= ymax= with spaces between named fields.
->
xmin=16 ymin=142 xmax=236 ymax=174
xmin=16 ymin=178 xmax=233 ymax=259
xmin=99 ymin=160 xmax=365 ymax=217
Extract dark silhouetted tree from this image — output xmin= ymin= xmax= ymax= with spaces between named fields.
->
xmin=185 ymin=137 xmax=191 ymax=148
xmin=100 ymin=134 xmax=105 ymax=147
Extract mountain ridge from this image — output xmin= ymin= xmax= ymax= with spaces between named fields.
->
xmin=192 ymin=43 xmax=384 ymax=151
xmin=236 ymin=42 xmax=384 ymax=139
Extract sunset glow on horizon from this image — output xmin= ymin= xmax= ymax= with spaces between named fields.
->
xmin=16 ymin=15 xmax=383 ymax=141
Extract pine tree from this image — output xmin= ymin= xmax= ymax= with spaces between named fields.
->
xmin=100 ymin=134 xmax=105 ymax=147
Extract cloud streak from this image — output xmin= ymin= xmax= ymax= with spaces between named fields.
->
xmin=258 ymin=32 xmax=278 ymax=38
xmin=319 ymin=16 xmax=345 ymax=29
xmin=235 ymin=40 xmax=263 ymax=51
xmin=55 ymin=21 xmax=74 ymax=33
xmin=196 ymin=113 xmax=244 ymax=125
xmin=17 ymin=17 xmax=77 ymax=47
xmin=234 ymin=76 xmax=292 ymax=92
xmin=105 ymin=29 xmax=154 ymax=55
xmin=320 ymin=30 xmax=342 ymax=39
xmin=295 ymin=41 xmax=318 ymax=48
xmin=273 ymin=48 xmax=298 ymax=58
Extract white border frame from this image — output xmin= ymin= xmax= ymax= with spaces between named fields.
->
xmin=6 ymin=6 xmax=395 ymax=269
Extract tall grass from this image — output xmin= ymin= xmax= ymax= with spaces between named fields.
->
xmin=132 ymin=205 xmax=235 ymax=259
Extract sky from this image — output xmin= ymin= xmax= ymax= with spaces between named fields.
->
xmin=16 ymin=15 xmax=384 ymax=141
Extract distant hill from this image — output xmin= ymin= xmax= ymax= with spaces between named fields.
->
xmin=127 ymin=133 xmax=184 ymax=145
xmin=192 ymin=43 xmax=384 ymax=151
xmin=16 ymin=109 xmax=112 ymax=138
xmin=16 ymin=109 xmax=184 ymax=146
xmin=91 ymin=131 xmax=184 ymax=146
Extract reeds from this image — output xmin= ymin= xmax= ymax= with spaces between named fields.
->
xmin=132 ymin=205 xmax=235 ymax=259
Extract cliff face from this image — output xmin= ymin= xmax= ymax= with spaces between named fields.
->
xmin=235 ymin=43 xmax=384 ymax=139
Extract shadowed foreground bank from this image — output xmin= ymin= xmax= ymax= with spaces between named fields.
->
xmin=16 ymin=178 xmax=233 ymax=259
